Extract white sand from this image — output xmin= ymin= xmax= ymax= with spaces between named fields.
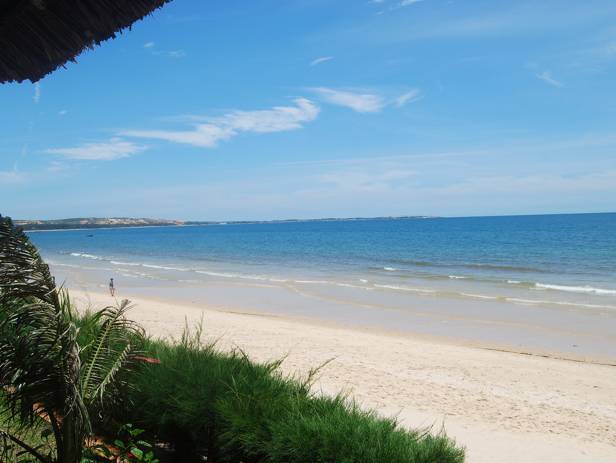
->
xmin=71 ymin=289 xmax=616 ymax=463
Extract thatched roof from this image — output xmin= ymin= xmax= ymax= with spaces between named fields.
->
xmin=0 ymin=0 xmax=173 ymax=83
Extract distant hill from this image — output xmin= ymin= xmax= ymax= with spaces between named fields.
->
xmin=16 ymin=217 xmax=184 ymax=231
xmin=16 ymin=215 xmax=440 ymax=231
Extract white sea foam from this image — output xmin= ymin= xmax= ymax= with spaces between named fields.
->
xmin=110 ymin=260 xmax=142 ymax=266
xmin=196 ymin=270 xmax=240 ymax=278
xmin=506 ymin=298 xmax=616 ymax=310
xmin=195 ymin=270 xmax=269 ymax=281
xmin=70 ymin=252 xmax=103 ymax=260
xmin=460 ymin=293 xmax=498 ymax=300
xmin=448 ymin=275 xmax=467 ymax=280
xmin=335 ymin=282 xmax=373 ymax=290
xmin=507 ymin=280 xmax=522 ymax=284
xmin=359 ymin=279 xmax=369 ymax=283
xmin=383 ymin=267 xmax=397 ymax=272
xmin=294 ymin=280 xmax=331 ymax=284
xmin=535 ymin=283 xmax=616 ymax=296
xmin=374 ymin=284 xmax=435 ymax=294
xmin=142 ymin=264 xmax=189 ymax=271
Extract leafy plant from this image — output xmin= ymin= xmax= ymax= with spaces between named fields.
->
xmin=0 ymin=215 xmax=144 ymax=463
xmin=82 ymin=424 xmax=159 ymax=463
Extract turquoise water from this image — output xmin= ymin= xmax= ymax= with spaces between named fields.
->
xmin=29 ymin=213 xmax=616 ymax=359
xmin=31 ymin=213 xmax=616 ymax=304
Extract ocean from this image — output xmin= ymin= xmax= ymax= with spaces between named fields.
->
xmin=29 ymin=213 xmax=616 ymax=361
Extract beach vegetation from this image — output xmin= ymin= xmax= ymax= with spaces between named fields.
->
xmin=118 ymin=325 xmax=465 ymax=463
xmin=0 ymin=215 xmax=144 ymax=463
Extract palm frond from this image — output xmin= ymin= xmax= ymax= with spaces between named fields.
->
xmin=0 ymin=215 xmax=58 ymax=307
xmin=80 ymin=299 xmax=145 ymax=407
xmin=0 ymin=216 xmax=88 ymax=462
xmin=0 ymin=215 xmax=145 ymax=462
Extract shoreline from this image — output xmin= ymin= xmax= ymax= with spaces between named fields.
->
xmin=69 ymin=287 xmax=616 ymax=463
xmin=90 ymin=287 xmax=616 ymax=367
xmin=55 ymin=262 xmax=616 ymax=364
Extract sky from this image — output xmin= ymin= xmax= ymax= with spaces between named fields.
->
xmin=1 ymin=0 xmax=616 ymax=221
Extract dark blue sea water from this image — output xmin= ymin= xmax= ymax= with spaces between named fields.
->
xmin=29 ymin=213 xmax=616 ymax=311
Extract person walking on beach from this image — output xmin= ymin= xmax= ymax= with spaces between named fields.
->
xmin=109 ymin=278 xmax=115 ymax=296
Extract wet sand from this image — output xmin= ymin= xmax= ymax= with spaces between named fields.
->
xmin=52 ymin=263 xmax=616 ymax=364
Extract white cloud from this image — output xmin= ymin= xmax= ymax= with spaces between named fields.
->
xmin=400 ymin=0 xmax=424 ymax=6
xmin=58 ymin=109 xmax=68 ymax=116
xmin=167 ymin=50 xmax=186 ymax=58
xmin=310 ymin=56 xmax=334 ymax=66
xmin=144 ymin=42 xmax=155 ymax=48
xmin=122 ymin=98 xmax=320 ymax=148
xmin=152 ymin=49 xmax=186 ymax=58
xmin=394 ymin=89 xmax=421 ymax=107
xmin=536 ymin=71 xmax=564 ymax=88
xmin=309 ymin=87 xmax=385 ymax=113
xmin=46 ymin=138 xmax=147 ymax=161
xmin=0 ymin=170 xmax=26 ymax=185
xmin=47 ymin=161 xmax=68 ymax=173
xmin=33 ymin=82 xmax=40 ymax=104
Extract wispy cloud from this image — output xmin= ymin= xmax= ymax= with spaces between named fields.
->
xmin=152 ymin=49 xmax=186 ymax=58
xmin=536 ymin=71 xmax=564 ymax=88
xmin=46 ymin=138 xmax=147 ymax=161
xmin=310 ymin=87 xmax=420 ymax=112
xmin=144 ymin=42 xmax=186 ymax=58
xmin=58 ymin=109 xmax=68 ymax=116
xmin=0 ymin=169 xmax=26 ymax=185
xmin=310 ymin=56 xmax=334 ymax=66
xmin=166 ymin=50 xmax=186 ymax=58
xmin=395 ymin=89 xmax=421 ymax=107
xmin=122 ymin=98 xmax=320 ymax=148
xmin=309 ymin=87 xmax=385 ymax=113
xmin=399 ymin=0 xmax=425 ymax=7
xmin=33 ymin=82 xmax=40 ymax=104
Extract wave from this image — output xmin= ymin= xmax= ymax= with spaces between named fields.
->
xmin=448 ymin=275 xmax=467 ymax=280
xmin=142 ymin=264 xmax=189 ymax=272
xmin=70 ymin=252 xmax=103 ymax=260
xmin=110 ymin=260 xmax=142 ymax=267
xmin=385 ymin=258 xmax=547 ymax=273
xmin=334 ymin=282 xmax=373 ymax=290
xmin=294 ymin=279 xmax=331 ymax=284
xmin=535 ymin=283 xmax=616 ymax=296
xmin=506 ymin=298 xmax=616 ymax=310
xmin=196 ymin=270 xmax=274 ymax=282
xmin=383 ymin=267 xmax=397 ymax=272
xmin=374 ymin=284 xmax=436 ymax=294
xmin=460 ymin=292 xmax=499 ymax=300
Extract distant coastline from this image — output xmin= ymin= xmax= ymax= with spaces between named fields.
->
xmin=17 ymin=215 xmax=438 ymax=231
xmin=15 ymin=212 xmax=615 ymax=231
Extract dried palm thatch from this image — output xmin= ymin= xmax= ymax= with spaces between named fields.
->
xmin=0 ymin=0 xmax=173 ymax=83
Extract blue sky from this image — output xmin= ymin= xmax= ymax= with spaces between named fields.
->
xmin=1 ymin=0 xmax=616 ymax=220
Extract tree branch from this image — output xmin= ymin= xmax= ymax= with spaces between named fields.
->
xmin=0 ymin=430 xmax=51 ymax=463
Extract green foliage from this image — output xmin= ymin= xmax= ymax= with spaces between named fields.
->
xmin=82 ymin=424 xmax=159 ymax=463
xmin=0 ymin=215 xmax=144 ymax=463
xmin=124 ymin=325 xmax=465 ymax=463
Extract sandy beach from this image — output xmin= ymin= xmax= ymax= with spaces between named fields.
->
xmin=70 ymin=288 xmax=616 ymax=463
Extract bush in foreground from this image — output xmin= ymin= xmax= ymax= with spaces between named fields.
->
xmin=122 ymin=326 xmax=465 ymax=463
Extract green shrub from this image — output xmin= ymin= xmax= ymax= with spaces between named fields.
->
xmin=122 ymin=325 xmax=464 ymax=463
